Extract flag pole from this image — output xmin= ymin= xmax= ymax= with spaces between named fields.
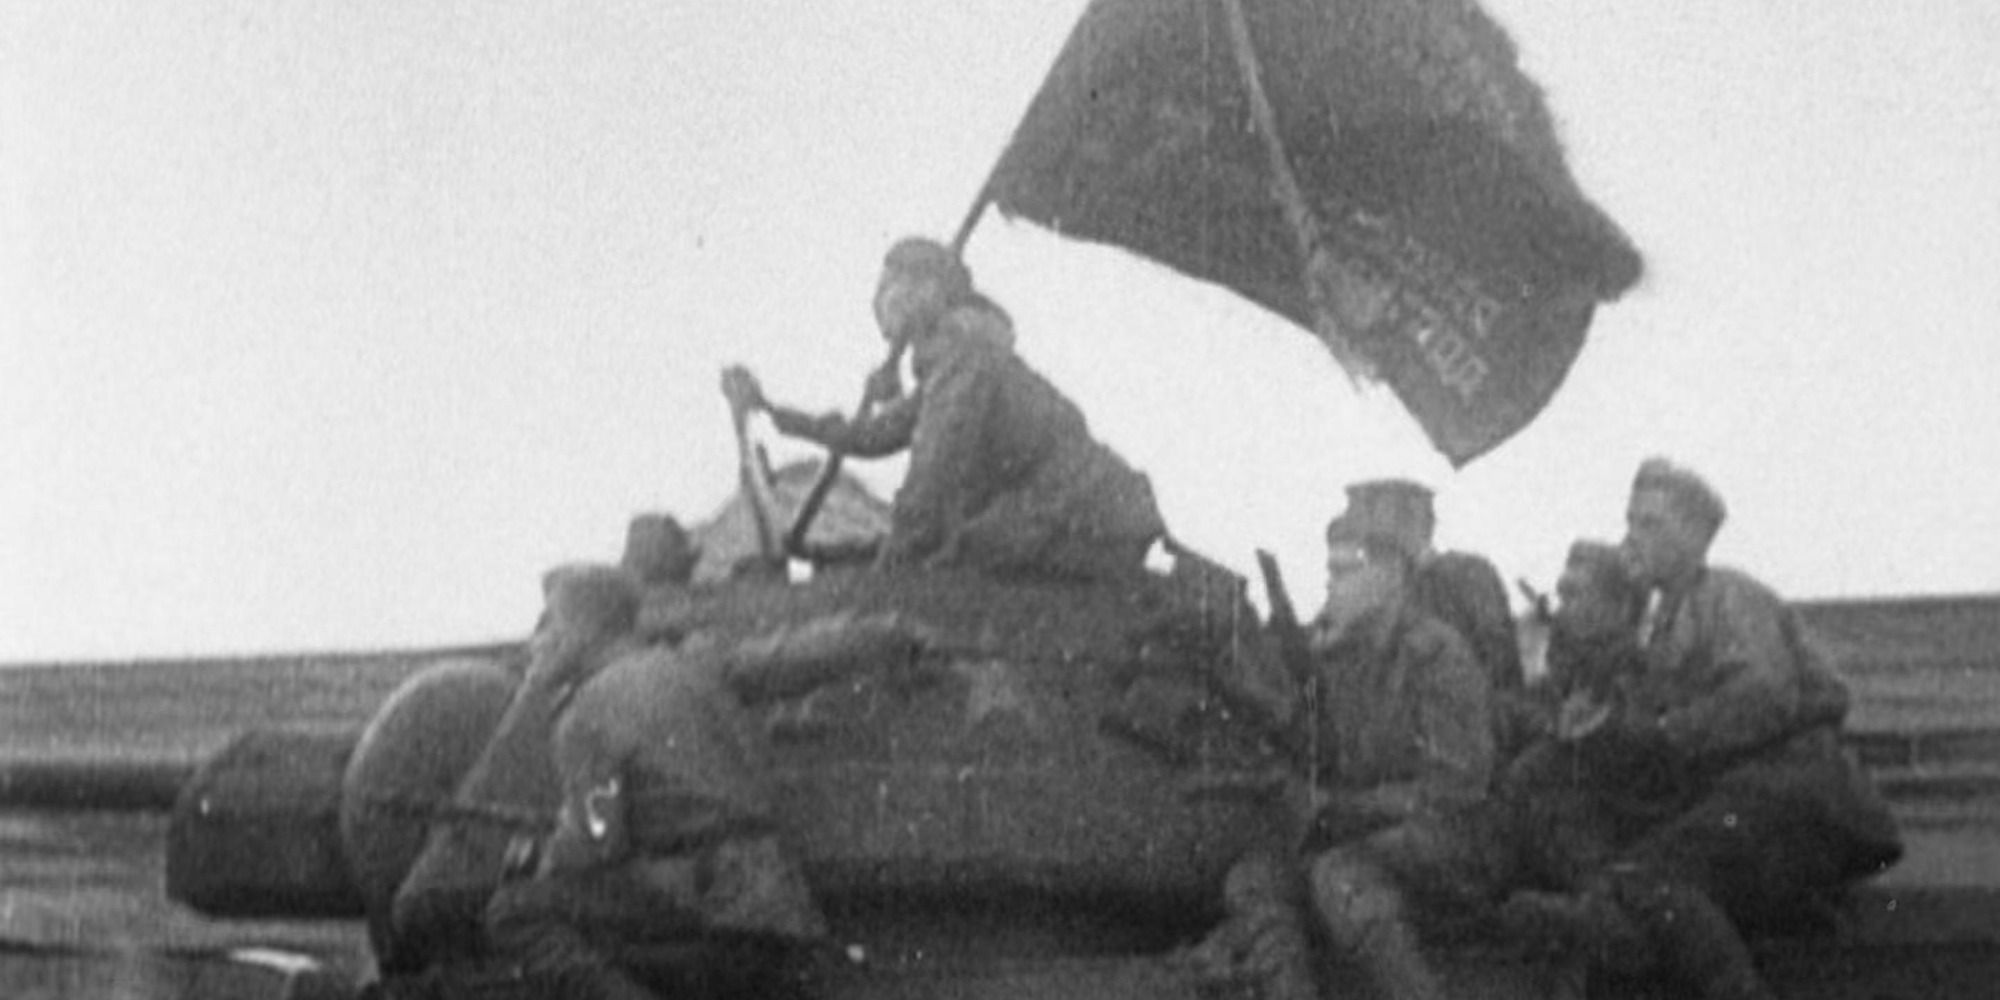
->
xmin=1219 ymin=0 xmax=1371 ymax=381
xmin=950 ymin=186 xmax=992 ymax=256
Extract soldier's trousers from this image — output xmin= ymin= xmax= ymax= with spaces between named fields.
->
xmin=484 ymin=866 xmax=815 ymax=1000
xmin=1298 ymin=806 xmax=1521 ymax=1000
xmin=1530 ymin=729 xmax=1903 ymax=999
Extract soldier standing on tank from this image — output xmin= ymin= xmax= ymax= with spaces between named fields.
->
xmin=477 ymin=567 xmax=940 ymax=1000
xmin=724 ymin=237 xmax=1166 ymax=581
xmin=1498 ymin=458 xmax=1903 ymax=1000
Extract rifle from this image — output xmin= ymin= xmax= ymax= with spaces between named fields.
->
xmin=1256 ymin=549 xmax=1328 ymax=788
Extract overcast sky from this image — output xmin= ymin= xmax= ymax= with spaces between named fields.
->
xmin=4 ymin=0 xmax=1997 ymax=663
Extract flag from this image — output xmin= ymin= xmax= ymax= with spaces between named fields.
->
xmin=986 ymin=0 xmax=1643 ymax=465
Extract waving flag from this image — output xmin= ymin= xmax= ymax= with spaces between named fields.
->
xmin=985 ymin=0 xmax=1642 ymax=465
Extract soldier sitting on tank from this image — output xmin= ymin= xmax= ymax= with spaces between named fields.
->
xmin=618 ymin=512 xmax=701 ymax=588
xmin=1499 ymin=540 xmax=1688 ymax=894
xmin=1185 ymin=508 xmax=1496 ymax=1000
xmin=723 ymin=236 xmax=1166 ymax=581
xmin=1328 ymin=479 xmax=1529 ymax=760
xmin=477 ymin=565 xmax=941 ymax=1000
xmin=1498 ymin=459 xmax=1903 ymax=1000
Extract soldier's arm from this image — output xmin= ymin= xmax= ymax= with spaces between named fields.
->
xmin=1655 ymin=581 xmax=1814 ymax=762
xmin=1424 ymin=553 xmax=1524 ymax=691
xmin=1201 ymin=627 xmax=1304 ymax=745
xmin=877 ymin=345 xmax=995 ymax=566
xmin=539 ymin=725 xmax=632 ymax=875
xmin=766 ymin=393 xmax=919 ymax=458
xmin=1341 ymin=630 xmax=1494 ymax=823
xmin=724 ymin=612 xmax=934 ymax=705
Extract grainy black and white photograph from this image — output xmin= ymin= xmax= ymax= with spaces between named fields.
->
xmin=3 ymin=0 xmax=1997 ymax=997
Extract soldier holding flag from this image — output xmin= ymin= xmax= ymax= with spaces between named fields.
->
xmin=727 ymin=237 xmax=1166 ymax=582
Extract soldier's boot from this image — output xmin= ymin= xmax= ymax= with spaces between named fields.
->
xmin=1611 ymin=875 xmax=1776 ymax=1000
xmin=1310 ymin=851 xmax=1444 ymax=1000
xmin=1498 ymin=884 xmax=1653 ymax=973
xmin=1180 ymin=852 xmax=1320 ymax=1000
xmin=484 ymin=879 xmax=663 ymax=1000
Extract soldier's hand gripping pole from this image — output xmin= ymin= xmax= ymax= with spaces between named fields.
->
xmin=722 ymin=366 xmax=786 ymax=568
xmin=783 ymin=343 xmax=904 ymax=559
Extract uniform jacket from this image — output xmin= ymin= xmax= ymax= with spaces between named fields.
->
xmin=773 ymin=306 xmax=1164 ymax=578
xmin=1417 ymin=550 xmax=1523 ymax=692
xmin=1637 ymin=566 xmax=1849 ymax=768
xmin=1634 ymin=565 xmax=1901 ymax=871
xmin=1309 ymin=606 xmax=1495 ymax=825
xmin=539 ymin=616 xmax=923 ymax=940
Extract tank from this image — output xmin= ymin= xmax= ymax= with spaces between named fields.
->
xmin=154 ymin=554 xmax=2000 ymax=1000
xmin=169 ymin=556 xmax=1313 ymax=998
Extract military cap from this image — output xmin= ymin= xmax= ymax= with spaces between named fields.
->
xmin=1326 ymin=478 xmax=1436 ymax=559
xmin=883 ymin=236 xmax=972 ymax=296
xmin=539 ymin=563 xmax=643 ymax=638
xmin=1563 ymin=539 xmax=1641 ymax=600
xmin=1631 ymin=457 xmax=1728 ymax=533
xmin=620 ymin=513 xmax=699 ymax=586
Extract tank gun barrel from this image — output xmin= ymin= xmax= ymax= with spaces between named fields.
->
xmin=0 ymin=757 xmax=193 ymax=812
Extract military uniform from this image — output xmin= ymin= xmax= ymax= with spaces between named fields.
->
xmin=768 ymin=305 xmax=1164 ymax=581
xmin=1191 ymin=598 xmax=1498 ymax=1000
xmin=1303 ymin=605 xmax=1503 ymax=1000
xmin=1327 ymin=480 xmax=1524 ymax=753
xmin=1417 ymin=550 xmax=1523 ymax=693
xmin=1506 ymin=566 xmax=1903 ymax=1000
xmin=482 ymin=615 xmax=928 ymax=1000
xmin=1305 ymin=606 xmax=1494 ymax=826
xmin=1499 ymin=627 xmax=1682 ymax=891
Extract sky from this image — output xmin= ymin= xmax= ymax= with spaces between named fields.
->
xmin=3 ymin=0 xmax=1997 ymax=663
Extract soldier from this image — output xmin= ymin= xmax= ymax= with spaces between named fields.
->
xmin=1500 ymin=459 xmax=1903 ymax=1000
xmin=725 ymin=237 xmax=1166 ymax=581
xmin=618 ymin=513 xmax=700 ymax=587
xmin=1331 ymin=479 xmax=1526 ymax=750
xmin=1185 ymin=510 xmax=1495 ymax=1000
xmin=1296 ymin=512 xmax=1500 ymax=1000
xmin=386 ymin=564 xmax=654 ymax=968
xmin=479 ymin=568 xmax=939 ymax=1000
xmin=1499 ymin=541 xmax=1674 ymax=896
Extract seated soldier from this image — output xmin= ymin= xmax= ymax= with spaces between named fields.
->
xmin=1500 ymin=459 xmax=1903 ymax=1000
xmin=618 ymin=513 xmax=701 ymax=588
xmin=1186 ymin=508 xmax=1495 ymax=1000
xmin=1297 ymin=511 xmax=1506 ymax=1000
xmin=480 ymin=568 xmax=939 ymax=1000
xmin=1501 ymin=540 xmax=1680 ymax=896
xmin=1329 ymin=479 xmax=1527 ymax=755
xmin=725 ymin=237 xmax=1166 ymax=581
